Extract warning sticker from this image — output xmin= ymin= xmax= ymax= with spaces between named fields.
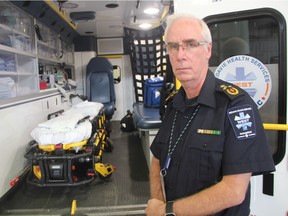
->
xmin=228 ymin=105 xmax=256 ymax=140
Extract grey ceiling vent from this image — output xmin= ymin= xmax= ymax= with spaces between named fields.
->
xmin=70 ymin=11 xmax=96 ymax=22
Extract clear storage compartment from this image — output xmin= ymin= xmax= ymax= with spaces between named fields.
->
xmin=36 ymin=21 xmax=59 ymax=61
xmin=0 ymin=1 xmax=34 ymax=53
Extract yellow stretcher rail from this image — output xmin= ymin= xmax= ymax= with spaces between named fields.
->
xmin=263 ymin=123 xmax=288 ymax=131
xmin=71 ymin=199 xmax=77 ymax=215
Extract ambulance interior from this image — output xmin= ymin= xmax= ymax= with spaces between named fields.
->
xmin=0 ymin=0 xmax=287 ymax=215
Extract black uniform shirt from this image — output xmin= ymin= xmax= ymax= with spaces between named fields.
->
xmin=150 ymin=71 xmax=275 ymax=216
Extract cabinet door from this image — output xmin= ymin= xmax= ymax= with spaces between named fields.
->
xmin=0 ymin=50 xmax=37 ymax=99
xmin=15 ymin=54 xmax=37 ymax=96
xmin=61 ymin=40 xmax=74 ymax=65
xmin=0 ymin=1 xmax=37 ymax=99
xmin=0 ymin=54 xmax=16 ymax=98
xmin=36 ymin=21 xmax=60 ymax=61
xmin=0 ymin=1 xmax=35 ymax=53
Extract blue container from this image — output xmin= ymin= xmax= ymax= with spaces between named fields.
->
xmin=144 ymin=76 xmax=164 ymax=108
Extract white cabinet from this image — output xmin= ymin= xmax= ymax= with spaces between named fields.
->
xmin=0 ymin=1 xmax=75 ymax=99
xmin=15 ymin=54 xmax=37 ymax=96
xmin=0 ymin=1 xmax=37 ymax=99
xmin=0 ymin=2 xmax=34 ymax=52
xmin=36 ymin=20 xmax=75 ymax=91
xmin=61 ymin=40 xmax=74 ymax=66
xmin=36 ymin=21 xmax=60 ymax=62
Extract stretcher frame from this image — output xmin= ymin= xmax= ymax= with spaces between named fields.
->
xmin=24 ymin=108 xmax=114 ymax=187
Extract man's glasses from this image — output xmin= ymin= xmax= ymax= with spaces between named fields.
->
xmin=164 ymin=40 xmax=207 ymax=55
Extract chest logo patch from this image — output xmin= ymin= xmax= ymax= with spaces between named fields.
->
xmin=228 ymin=105 xmax=256 ymax=140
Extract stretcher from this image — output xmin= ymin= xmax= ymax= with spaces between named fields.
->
xmin=25 ymin=100 xmax=115 ymax=187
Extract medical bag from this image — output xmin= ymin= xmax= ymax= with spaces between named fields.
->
xmin=120 ymin=110 xmax=135 ymax=132
xmin=144 ymin=76 xmax=164 ymax=108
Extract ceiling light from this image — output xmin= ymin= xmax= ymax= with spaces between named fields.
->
xmin=143 ymin=8 xmax=159 ymax=15
xmin=70 ymin=11 xmax=96 ymax=22
xmin=139 ymin=23 xmax=152 ymax=29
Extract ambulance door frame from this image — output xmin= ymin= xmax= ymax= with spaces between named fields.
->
xmin=204 ymin=8 xmax=287 ymax=165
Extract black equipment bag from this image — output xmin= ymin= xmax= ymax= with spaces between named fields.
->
xmin=120 ymin=110 xmax=135 ymax=132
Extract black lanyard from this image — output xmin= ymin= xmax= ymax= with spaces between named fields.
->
xmin=161 ymin=105 xmax=200 ymax=176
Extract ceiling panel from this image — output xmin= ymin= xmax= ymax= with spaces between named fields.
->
xmin=62 ymin=0 xmax=168 ymax=38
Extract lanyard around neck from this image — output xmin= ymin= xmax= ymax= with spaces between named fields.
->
xmin=161 ymin=105 xmax=200 ymax=177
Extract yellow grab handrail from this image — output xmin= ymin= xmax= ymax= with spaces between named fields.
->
xmin=263 ymin=123 xmax=288 ymax=131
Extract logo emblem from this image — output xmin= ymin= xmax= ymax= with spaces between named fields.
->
xmin=220 ymin=85 xmax=239 ymax=95
xmin=228 ymin=105 xmax=256 ymax=140
xmin=215 ymin=55 xmax=272 ymax=109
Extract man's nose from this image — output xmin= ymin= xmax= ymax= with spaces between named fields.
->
xmin=176 ymin=45 xmax=187 ymax=58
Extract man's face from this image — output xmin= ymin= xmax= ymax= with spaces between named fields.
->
xmin=166 ymin=19 xmax=212 ymax=85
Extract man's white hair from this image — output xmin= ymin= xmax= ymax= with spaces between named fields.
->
xmin=164 ymin=13 xmax=212 ymax=43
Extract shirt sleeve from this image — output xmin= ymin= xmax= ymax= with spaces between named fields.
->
xmin=222 ymin=97 xmax=275 ymax=176
xmin=150 ymin=129 xmax=161 ymax=159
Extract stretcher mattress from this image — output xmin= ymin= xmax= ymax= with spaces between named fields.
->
xmin=31 ymin=101 xmax=104 ymax=145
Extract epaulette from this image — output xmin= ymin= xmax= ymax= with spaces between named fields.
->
xmin=160 ymin=90 xmax=178 ymax=120
xmin=216 ymin=84 xmax=244 ymax=100
xmin=165 ymin=90 xmax=178 ymax=103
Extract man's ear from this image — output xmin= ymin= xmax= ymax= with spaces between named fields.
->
xmin=206 ymin=42 xmax=212 ymax=60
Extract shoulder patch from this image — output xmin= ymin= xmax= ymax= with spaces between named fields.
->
xmin=217 ymin=84 xmax=243 ymax=100
xmin=227 ymin=104 xmax=256 ymax=140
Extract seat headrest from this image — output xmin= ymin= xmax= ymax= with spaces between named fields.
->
xmin=86 ymin=57 xmax=113 ymax=75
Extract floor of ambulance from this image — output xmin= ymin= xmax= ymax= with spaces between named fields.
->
xmin=0 ymin=121 xmax=150 ymax=216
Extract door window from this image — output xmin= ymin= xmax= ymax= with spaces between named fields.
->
xmin=206 ymin=9 xmax=286 ymax=164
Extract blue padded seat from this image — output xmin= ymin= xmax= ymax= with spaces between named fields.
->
xmin=132 ymin=102 xmax=162 ymax=130
xmin=86 ymin=57 xmax=116 ymax=119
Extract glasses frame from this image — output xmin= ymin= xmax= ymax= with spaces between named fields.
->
xmin=164 ymin=40 xmax=207 ymax=55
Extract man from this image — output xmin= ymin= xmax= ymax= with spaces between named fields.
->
xmin=145 ymin=13 xmax=275 ymax=216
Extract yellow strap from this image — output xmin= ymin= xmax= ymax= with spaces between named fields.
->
xmin=38 ymin=140 xmax=87 ymax=152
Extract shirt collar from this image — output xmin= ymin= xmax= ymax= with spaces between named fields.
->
xmin=198 ymin=71 xmax=216 ymax=108
xmin=172 ymin=71 xmax=216 ymax=112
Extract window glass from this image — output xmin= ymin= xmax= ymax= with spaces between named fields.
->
xmin=206 ymin=10 xmax=286 ymax=164
xmin=113 ymin=65 xmax=121 ymax=84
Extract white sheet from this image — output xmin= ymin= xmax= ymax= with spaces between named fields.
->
xmin=31 ymin=121 xmax=92 ymax=145
xmin=38 ymin=112 xmax=85 ymax=132
xmin=30 ymin=101 xmax=104 ymax=146
xmin=65 ymin=101 xmax=104 ymax=117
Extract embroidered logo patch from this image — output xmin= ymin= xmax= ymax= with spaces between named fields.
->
xmin=220 ymin=85 xmax=239 ymax=95
xmin=227 ymin=105 xmax=256 ymax=140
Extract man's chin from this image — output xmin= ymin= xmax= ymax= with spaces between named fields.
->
xmin=176 ymin=76 xmax=191 ymax=83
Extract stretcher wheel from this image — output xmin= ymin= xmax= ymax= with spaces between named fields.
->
xmin=98 ymin=172 xmax=112 ymax=181
xmin=95 ymin=163 xmax=114 ymax=182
